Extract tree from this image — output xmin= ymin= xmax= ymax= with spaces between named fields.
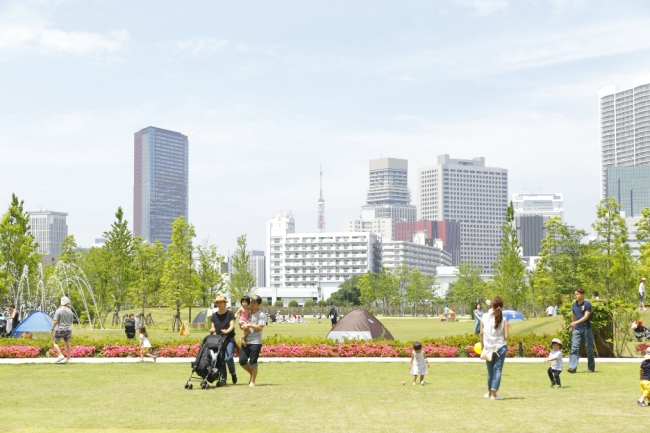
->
xmin=274 ymin=300 xmax=284 ymax=307
xmin=0 ymin=194 xmax=40 ymax=302
xmin=227 ymin=235 xmax=256 ymax=301
xmin=304 ymin=300 xmax=314 ymax=308
xmin=161 ymin=216 xmax=200 ymax=329
xmin=358 ymin=272 xmax=377 ymax=308
xmin=317 ymin=300 xmax=327 ymax=308
xmin=492 ymin=201 xmax=526 ymax=310
xmin=80 ymin=246 xmax=114 ymax=317
xmin=288 ymin=300 xmax=299 ymax=307
xmin=405 ymin=269 xmax=436 ymax=316
xmin=195 ymin=242 xmax=226 ymax=307
xmin=392 ymin=265 xmax=411 ymax=316
xmin=449 ymin=262 xmax=485 ymax=313
xmin=58 ymin=235 xmax=81 ymax=265
xmin=592 ymin=197 xmax=629 ymax=298
xmin=102 ymin=207 xmax=135 ymax=313
xmin=328 ymin=275 xmax=361 ymax=306
xmin=130 ymin=237 xmax=164 ymax=318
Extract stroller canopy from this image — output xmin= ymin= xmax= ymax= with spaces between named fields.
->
xmin=10 ymin=310 xmax=54 ymax=337
xmin=502 ymin=310 xmax=525 ymax=322
xmin=327 ymin=309 xmax=394 ymax=342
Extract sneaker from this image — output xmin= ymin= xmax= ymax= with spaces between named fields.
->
xmin=231 ymin=374 xmax=238 ymax=384
xmin=550 ymin=383 xmax=556 ymax=388
xmin=484 ymin=392 xmax=490 ymax=399
xmin=55 ymin=355 xmax=65 ymax=363
xmin=587 ymin=370 xmax=595 ymax=373
xmin=568 ymin=368 xmax=576 ymax=373
xmin=62 ymin=358 xmax=70 ymax=364
xmin=555 ymin=385 xmax=561 ymax=388
xmin=638 ymin=400 xmax=646 ymax=407
xmin=490 ymin=396 xmax=503 ymax=400
xmin=412 ymin=382 xmax=416 ymax=386
xmin=420 ymin=381 xmax=426 ymax=386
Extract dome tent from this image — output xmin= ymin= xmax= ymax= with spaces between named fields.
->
xmin=192 ymin=309 xmax=210 ymax=324
xmin=10 ymin=310 xmax=54 ymax=338
xmin=502 ymin=310 xmax=525 ymax=323
xmin=326 ymin=309 xmax=394 ymax=342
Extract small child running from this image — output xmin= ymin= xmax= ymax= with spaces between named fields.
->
xmin=544 ymin=338 xmax=563 ymax=388
xmin=410 ymin=341 xmax=429 ymax=385
xmin=638 ymin=347 xmax=650 ymax=406
xmin=139 ymin=326 xmax=156 ymax=363
xmin=235 ymin=295 xmax=251 ymax=346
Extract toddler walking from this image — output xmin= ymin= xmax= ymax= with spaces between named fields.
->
xmin=235 ymin=295 xmax=251 ymax=346
xmin=544 ymin=338 xmax=563 ymax=388
xmin=139 ymin=326 xmax=156 ymax=362
xmin=638 ymin=347 xmax=650 ymax=406
xmin=410 ymin=341 xmax=429 ymax=385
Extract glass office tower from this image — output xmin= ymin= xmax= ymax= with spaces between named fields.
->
xmin=134 ymin=126 xmax=189 ymax=248
xmin=605 ymin=166 xmax=650 ymax=217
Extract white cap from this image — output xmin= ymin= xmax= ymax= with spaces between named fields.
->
xmin=61 ymin=296 xmax=70 ymax=306
xmin=485 ymin=300 xmax=491 ymax=306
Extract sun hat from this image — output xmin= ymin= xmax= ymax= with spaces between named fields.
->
xmin=645 ymin=347 xmax=650 ymax=360
xmin=61 ymin=296 xmax=70 ymax=306
xmin=214 ymin=295 xmax=227 ymax=303
xmin=485 ymin=300 xmax=491 ymax=306
xmin=551 ymin=338 xmax=563 ymax=348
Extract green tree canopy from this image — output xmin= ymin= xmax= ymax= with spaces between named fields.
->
xmin=491 ymin=201 xmax=526 ymax=310
xmin=227 ymin=235 xmax=256 ymax=300
xmin=102 ymin=207 xmax=135 ymax=312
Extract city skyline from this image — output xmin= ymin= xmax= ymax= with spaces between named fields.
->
xmin=2 ymin=1 xmax=650 ymax=255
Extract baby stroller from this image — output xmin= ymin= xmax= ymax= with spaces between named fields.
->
xmin=0 ymin=317 xmax=7 ymax=338
xmin=184 ymin=334 xmax=226 ymax=390
xmin=124 ymin=319 xmax=136 ymax=339
xmin=634 ymin=321 xmax=650 ymax=342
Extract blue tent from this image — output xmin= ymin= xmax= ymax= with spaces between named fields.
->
xmin=10 ymin=310 xmax=54 ymax=337
xmin=502 ymin=310 xmax=525 ymax=322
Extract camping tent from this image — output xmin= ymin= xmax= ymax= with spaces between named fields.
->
xmin=326 ymin=309 xmax=394 ymax=342
xmin=192 ymin=309 xmax=210 ymax=324
xmin=10 ymin=310 xmax=54 ymax=338
xmin=502 ymin=310 xmax=525 ymax=322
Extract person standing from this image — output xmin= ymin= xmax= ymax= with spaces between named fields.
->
xmin=328 ymin=306 xmax=338 ymax=327
xmin=568 ymin=288 xmax=595 ymax=373
xmin=473 ymin=304 xmax=483 ymax=335
xmin=639 ymin=278 xmax=647 ymax=311
xmin=239 ymin=295 xmax=266 ymax=387
xmin=480 ymin=296 xmax=509 ymax=400
xmin=209 ymin=295 xmax=237 ymax=385
xmin=7 ymin=305 xmax=19 ymax=334
xmin=50 ymin=296 xmax=74 ymax=363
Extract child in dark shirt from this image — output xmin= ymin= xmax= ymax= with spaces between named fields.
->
xmin=638 ymin=347 xmax=650 ymax=407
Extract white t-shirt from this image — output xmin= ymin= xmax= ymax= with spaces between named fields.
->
xmin=140 ymin=333 xmax=151 ymax=348
xmin=481 ymin=311 xmax=507 ymax=351
xmin=548 ymin=349 xmax=563 ymax=370
xmin=640 ymin=282 xmax=646 ymax=296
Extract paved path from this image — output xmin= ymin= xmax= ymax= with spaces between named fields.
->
xmin=0 ymin=357 xmax=642 ymax=365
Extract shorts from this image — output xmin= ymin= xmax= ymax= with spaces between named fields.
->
xmin=239 ymin=344 xmax=262 ymax=369
xmin=640 ymin=293 xmax=645 ymax=303
xmin=641 ymin=380 xmax=650 ymax=398
xmin=54 ymin=330 xmax=72 ymax=343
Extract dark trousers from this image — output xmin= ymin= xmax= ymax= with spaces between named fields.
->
xmin=331 ymin=318 xmax=337 ymax=327
xmin=547 ymin=367 xmax=561 ymax=386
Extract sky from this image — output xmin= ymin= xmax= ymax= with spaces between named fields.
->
xmin=2 ymin=0 xmax=650 ymax=255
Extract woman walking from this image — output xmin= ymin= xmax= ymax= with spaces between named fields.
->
xmin=473 ymin=303 xmax=483 ymax=335
xmin=480 ymin=296 xmax=509 ymax=400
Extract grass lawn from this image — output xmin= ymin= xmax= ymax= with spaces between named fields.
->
xmin=1 ymin=361 xmax=646 ymax=432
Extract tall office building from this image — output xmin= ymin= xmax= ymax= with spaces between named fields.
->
xmin=417 ymin=154 xmax=508 ymax=273
xmin=382 ymin=234 xmax=452 ymax=276
xmin=249 ymin=250 xmax=266 ymax=288
xmin=361 ymin=158 xmax=416 ymax=222
xmin=605 ymin=166 xmax=650 ymax=217
xmin=512 ymin=193 xmax=563 ymax=257
xmin=134 ymin=126 xmax=189 ymax=248
xmin=29 ymin=210 xmax=68 ymax=262
xmin=342 ymin=214 xmax=393 ymax=241
xmin=393 ymin=220 xmax=461 ymax=265
xmin=600 ymin=75 xmax=650 ymax=198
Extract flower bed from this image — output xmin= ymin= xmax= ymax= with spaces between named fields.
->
xmin=101 ymin=345 xmax=140 ymax=358
xmin=48 ymin=345 xmax=95 ymax=358
xmin=157 ymin=344 xmax=200 ymax=358
xmin=0 ymin=345 xmax=41 ymax=358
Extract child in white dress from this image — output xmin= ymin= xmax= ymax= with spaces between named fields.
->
xmin=410 ymin=341 xmax=429 ymax=385
xmin=139 ymin=326 xmax=156 ymax=362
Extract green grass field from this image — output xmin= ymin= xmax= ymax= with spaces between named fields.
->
xmin=1 ymin=361 xmax=646 ymax=432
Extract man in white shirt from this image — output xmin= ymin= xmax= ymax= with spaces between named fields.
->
xmin=640 ymin=278 xmax=647 ymax=311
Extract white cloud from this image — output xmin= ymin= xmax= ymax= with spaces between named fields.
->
xmin=450 ymin=0 xmax=510 ymax=16
xmin=0 ymin=5 xmax=129 ymax=55
xmin=167 ymin=37 xmax=229 ymax=54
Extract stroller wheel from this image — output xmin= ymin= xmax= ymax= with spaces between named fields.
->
xmin=189 ymin=384 xmax=193 ymax=390
xmin=205 ymin=384 xmax=210 ymax=390
xmin=216 ymin=380 xmax=222 ymax=387
xmin=184 ymin=384 xmax=189 ymax=389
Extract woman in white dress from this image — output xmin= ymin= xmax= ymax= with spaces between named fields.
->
xmin=480 ymin=296 xmax=509 ymax=400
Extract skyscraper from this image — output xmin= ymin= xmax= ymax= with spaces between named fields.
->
xmin=134 ymin=126 xmax=189 ymax=248
xmin=29 ymin=210 xmax=68 ymax=262
xmin=512 ymin=192 xmax=564 ymax=257
xmin=393 ymin=220 xmax=461 ymax=265
xmin=605 ymin=166 xmax=650 ymax=217
xmin=250 ymin=250 xmax=266 ymax=288
xmin=361 ymin=158 xmax=416 ymax=222
xmin=417 ymin=154 xmax=508 ymax=273
xmin=600 ymin=75 xmax=650 ymax=198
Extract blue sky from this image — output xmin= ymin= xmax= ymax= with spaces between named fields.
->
xmin=2 ymin=0 xmax=650 ymax=254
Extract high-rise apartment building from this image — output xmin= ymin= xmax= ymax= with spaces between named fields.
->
xmin=361 ymin=158 xmax=416 ymax=222
xmin=343 ymin=214 xmax=393 ymax=241
xmin=249 ymin=250 xmax=266 ymax=288
xmin=382 ymin=234 xmax=452 ymax=276
xmin=393 ymin=220 xmax=461 ymax=265
xmin=512 ymin=193 xmax=564 ymax=257
xmin=417 ymin=154 xmax=508 ymax=272
xmin=29 ymin=210 xmax=68 ymax=262
xmin=600 ymin=75 xmax=650 ymax=197
xmin=134 ymin=126 xmax=189 ymax=248
xmin=605 ymin=166 xmax=650 ymax=217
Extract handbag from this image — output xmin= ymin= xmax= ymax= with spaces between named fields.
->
xmin=480 ymin=348 xmax=496 ymax=361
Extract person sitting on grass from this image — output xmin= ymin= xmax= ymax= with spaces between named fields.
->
xmin=410 ymin=341 xmax=429 ymax=386
xmin=139 ymin=326 xmax=156 ymax=363
xmin=638 ymin=347 xmax=650 ymax=407
xmin=235 ymin=296 xmax=251 ymax=347
xmin=544 ymin=338 xmax=563 ymax=388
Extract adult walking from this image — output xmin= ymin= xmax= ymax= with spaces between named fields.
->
xmin=568 ymin=288 xmax=595 ymax=373
xmin=209 ymin=295 xmax=237 ymax=385
xmin=640 ymin=278 xmax=647 ymax=311
xmin=50 ymin=296 xmax=74 ymax=363
xmin=240 ymin=295 xmax=267 ymax=387
xmin=480 ymin=296 xmax=509 ymax=400
xmin=328 ymin=306 xmax=338 ymax=327
xmin=473 ymin=303 xmax=483 ymax=335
